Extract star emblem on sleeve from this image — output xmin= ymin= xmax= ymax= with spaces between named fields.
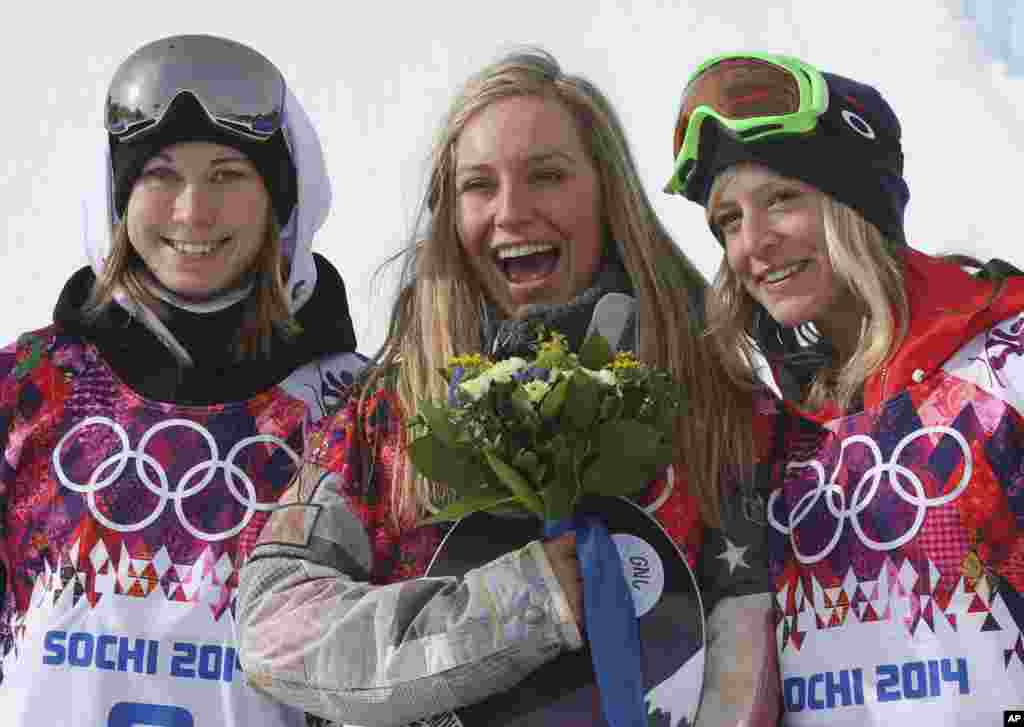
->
xmin=716 ymin=537 xmax=750 ymax=574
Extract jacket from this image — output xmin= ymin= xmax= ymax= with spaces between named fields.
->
xmin=768 ymin=248 xmax=1024 ymax=725
xmin=236 ymin=369 xmax=781 ymax=726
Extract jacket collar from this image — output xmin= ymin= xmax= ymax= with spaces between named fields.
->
xmin=785 ymin=247 xmax=1024 ymax=422
xmin=862 ymin=247 xmax=1024 ymax=407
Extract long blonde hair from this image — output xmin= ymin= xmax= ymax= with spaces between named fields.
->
xmin=706 ymin=166 xmax=908 ymax=411
xmin=82 ymin=209 xmax=299 ymax=360
xmin=369 ymin=48 xmax=754 ymax=528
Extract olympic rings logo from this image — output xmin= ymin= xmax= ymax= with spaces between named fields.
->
xmin=767 ymin=426 xmax=972 ymax=564
xmin=52 ymin=416 xmax=301 ymax=542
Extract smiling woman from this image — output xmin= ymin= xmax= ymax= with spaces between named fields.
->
xmin=454 ymin=94 xmax=603 ymax=318
xmin=125 ymin=142 xmax=272 ymax=301
xmin=0 ymin=34 xmax=364 ymax=727
xmin=668 ymin=51 xmax=1024 ymax=727
xmin=236 ymin=47 xmax=780 ymax=727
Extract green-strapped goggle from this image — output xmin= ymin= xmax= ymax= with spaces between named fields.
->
xmin=664 ymin=53 xmax=830 ymax=197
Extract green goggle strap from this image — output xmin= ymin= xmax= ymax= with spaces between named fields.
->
xmin=665 ymin=53 xmax=830 ymax=195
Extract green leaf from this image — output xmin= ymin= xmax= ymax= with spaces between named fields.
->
xmin=484 ymin=450 xmax=545 ymax=516
xmin=419 ymin=400 xmax=459 ymax=446
xmin=407 ymin=435 xmax=488 ymax=494
xmin=513 ymin=450 xmax=541 ymax=479
xmin=540 ymin=442 xmax=580 ymax=521
xmin=421 ymin=492 xmax=521 ymax=524
xmin=620 ymin=386 xmax=647 ymax=419
xmin=540 ymin=480 xmax=577 ymax=522
xmin=509 ymin=385 xmax=540 ymax=430
xmin=539 ymin=377 xmax=569 ymax=420
xmin=578 ymin=333 xmax=614 ymax=370
xmin=561 ymin=372 xmax=600 ymax=431
xmin=580 ymin=420 xmax=675 ymax=497
xmin=599 ymin=391 xmax=623 ymax=421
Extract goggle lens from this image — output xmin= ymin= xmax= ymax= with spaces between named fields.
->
xmin=105 ymin=35 xmax=285 ymax=142
xmin=672 ymin=58 xmax=803 ymax=160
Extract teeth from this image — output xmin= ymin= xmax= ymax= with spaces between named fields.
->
xmin=164 ymin=238 xmax=227 ymax=256
xmin=494 ymin=242 xmax=556 ymax=260
xmin=763 ymin=262 xmax=805 ymax=283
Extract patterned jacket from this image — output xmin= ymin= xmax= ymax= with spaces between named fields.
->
xmin=0 ymin=325 xmax=365 ymax=727
xmin=768 ymin=248 xmax=1024 ymax=725
xmin=237 ymin=369 xmax=782 ymax=727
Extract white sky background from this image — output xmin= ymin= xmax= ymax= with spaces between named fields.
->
xmin=2 ymin=0 xmax=1022 ymax=355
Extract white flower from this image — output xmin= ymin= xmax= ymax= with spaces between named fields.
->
xmin=523 ymin=380 xmax=551 ymax=403
xmin=579 ymin=367 xmax=617 ymax=387
xmin=487 ymin=357 xmax=527 ymax=383
xmin=459 ymin=376 xmax=491 ymax=401
xmin=458 ymin=357 xmax=527 ymax=401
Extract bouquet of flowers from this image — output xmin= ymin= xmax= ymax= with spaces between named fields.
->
xmin=410 ymin=328 xmax=702 ymax=726
xmin=407 ymin=328 xmax=684 ymax=523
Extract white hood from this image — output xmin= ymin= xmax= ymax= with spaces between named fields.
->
xmin=82 ymin=88 xmax=330 ymax=316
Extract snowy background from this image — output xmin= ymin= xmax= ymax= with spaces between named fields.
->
xmin=2 ymin=0 xmax=1022 ymax=354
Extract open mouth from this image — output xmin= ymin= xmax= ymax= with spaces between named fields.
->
xmin=494 ymin=242 xmax=561 ymax=284
xmin=162 ymin=236 xmax=231 ymax=257
xmin=760 ymin=260 xmax=809 ymax=286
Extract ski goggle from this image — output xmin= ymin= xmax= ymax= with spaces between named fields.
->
xmin=105 ymin=34 xmax=286 ymax=142
xmin=664 ymin=53 xmax=829 ymax=197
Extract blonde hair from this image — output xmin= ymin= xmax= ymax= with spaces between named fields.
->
xmin=706 ymin=165 xmax=908 ymax=411
xmin=82 ymin=209 xmax=299 ymax=359
xmin=369 ymin=48 xmax=754 ymax=528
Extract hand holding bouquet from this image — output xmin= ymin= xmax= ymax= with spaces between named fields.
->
xmin=407 ymin=329 xmax=684 ymax=523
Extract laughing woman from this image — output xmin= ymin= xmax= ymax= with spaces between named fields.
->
xmin=237 ymin=49 xmax=781 ymax=727
xmin=0 ymin=35 xmax=363 ymax=727
xmin=666 ymin=52 xmax=1024 ymax=725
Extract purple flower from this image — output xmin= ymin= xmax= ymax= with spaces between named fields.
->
xmin=513 ymin=366 xmax=550 ymax=383
xmin=448 ymin=366 xmax=467 ymax=406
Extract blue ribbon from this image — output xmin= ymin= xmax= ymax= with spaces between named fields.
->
xmin=545 ymin=514 xmax=647 ymax=727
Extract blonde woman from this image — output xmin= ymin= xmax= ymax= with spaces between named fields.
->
xmin=238 ymin=49 xmax=779 ymax=726
xmin=0 ymin=35 xmax=363 ymax=727
xmin=667 ymin=52 xmax=1024 ymax=725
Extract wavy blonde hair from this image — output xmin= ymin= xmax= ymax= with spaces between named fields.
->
xmin=82 ymin=210 xmax=299 ymax=360
xmin=368 ymin=48 xmax=754 ymax=528
xmin=705 ymin=165 xmax=908 ymax=411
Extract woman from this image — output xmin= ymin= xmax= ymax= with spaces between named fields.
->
xmin=0 ymin=35 xmax=364 ymax=727
xmin=667 ymin=52 xmax=1024 ymax=724
xmin=238 ymin=49 xmax=779 ymax=727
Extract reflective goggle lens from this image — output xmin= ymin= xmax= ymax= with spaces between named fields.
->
xmin=105 ymin=35 xmax=285 ymax=142
xmin=672 ymin=57 xmax=803 ymax=160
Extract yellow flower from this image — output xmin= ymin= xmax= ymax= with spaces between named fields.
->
xmin=538 ymin=332 xmax=568 ymax=355
xmin=449 ymin=353 xmax=492 ymax=370
xmin=609 ymin=351 xmax=641 ymax=370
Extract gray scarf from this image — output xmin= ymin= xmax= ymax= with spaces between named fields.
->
xmin=480 ymin=261 xmax=637 ymax=359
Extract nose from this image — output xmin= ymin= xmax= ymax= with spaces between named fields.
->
xmin=172 ymin=181 xmax=217 ymax=227
xmin=735 ymin=207 xmax=779 ymax=258
xmin=494 ymin=178 xmax=532 ymax=230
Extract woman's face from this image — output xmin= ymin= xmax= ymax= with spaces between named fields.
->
xmin=712 ymin=162 xmax=845 ymax=330
xmin=454 ymin=94 xmax=604 ymax=319
xmin=125 ymin=141 xmax=271 ymax=300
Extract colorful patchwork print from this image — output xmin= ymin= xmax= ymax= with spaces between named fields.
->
xmin=769 ymin=334 xmax=1024 ymax=725
xmin=0 ymin=324 xmax=365 ymax=727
